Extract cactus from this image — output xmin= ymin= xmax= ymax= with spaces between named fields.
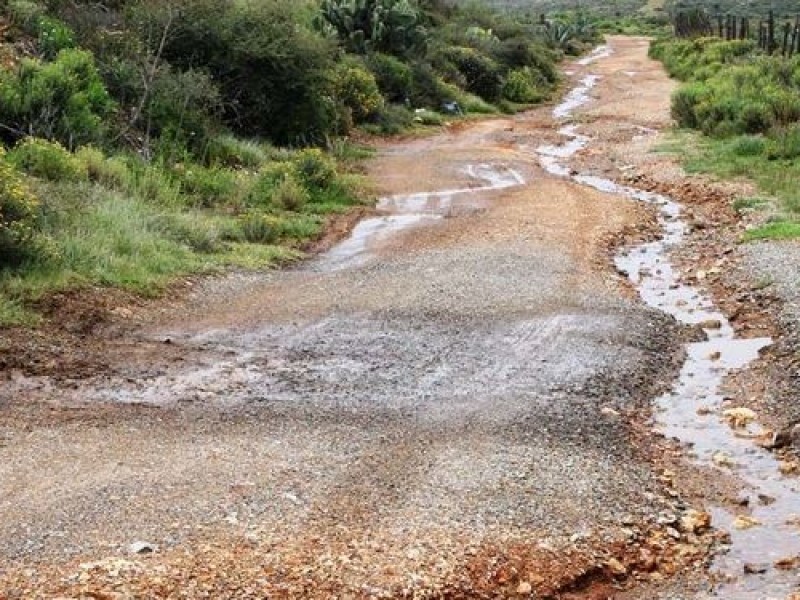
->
xmin=316 ymin=0 xmax=427 ymax=56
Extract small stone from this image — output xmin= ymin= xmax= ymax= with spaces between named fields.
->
xmin=743 ymin=562 xmax=769 ymax=574
xmin=680 ymin=510 xmax=711 ymax=534
xmin=128 ymin=541 xmax=156 ymax=555
xmin=723 ymin=407 xmax=757 ymax=429
xmin=708 ymin=351 xmax=721 ymax=361
xmin=732 ymin=515 xmax=761 ymax=530
xmin=775 ymin=556 xmax=800 ymax=571
xmin=606 ymin=558 xmax=627 ymax=577
xmin=516 ymin=581 xmax=533 ymax=595
xmin=699 ymin=319 xmax=723 ymax=330
xmin=758 ymin=494 xmax=776 ymax=506
xmin=696 ymin=406 xmax=713 ymax=416
xmin=779 ymin=461 xmax=799 ymax=475
xmin=712 ymin=451 xmax=736 ymax=468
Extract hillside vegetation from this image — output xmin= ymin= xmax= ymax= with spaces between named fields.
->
xmin=0 ymin=0 xmax=601 ymax=326
xmin=651 ymin=37 xmax=800 ymax=239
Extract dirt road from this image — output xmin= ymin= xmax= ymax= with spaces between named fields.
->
xmin=1 ymin=37 xmax=792 ymax=599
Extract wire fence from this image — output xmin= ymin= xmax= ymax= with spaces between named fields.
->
xmin=672 ymin=6 xmax=800 ymax=56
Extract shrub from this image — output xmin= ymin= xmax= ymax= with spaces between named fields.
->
xmin=174 ymin=164 xmax=238 ymax=208
xmin=291 ymin=149 xmax=337 ymax=190
xmin=502 ymin=67 xmax=545 ymax=103
xmin=247 ymin=163 xmax=295 ymax=208
xmin=240 ymin=212 xmax=279 ymax=243
xmin=493 ymin=37 xmax=558 ymax=83
xmin=367 ymin=104 xmax=415 ymax=134
xmin=671 ymin=82 xmax=707 ymax=129
xmin=440 ymin=47 xmax=503 ymax=102
xmin=205 ymin=135 xmax=269 ymax=169
xmin=145 ymin=67 xmax=223 ymax=157
xmin=151 ymin=0 xmax=340 ymax=145
xmin=0 ymin=49 xmax=114 ymax=148
xmin=9 ymin=138 xmax=87 ymax=181
xmin=730 ymin=135 xmax=766 ymax=157
xmin=766 ymin=125 xmax=800 ymax=160
xmin=7 ymin=0 xmax=45 ymax=30
xmin=272 ymin=174 xmax=310 ymax=211
xmin=36 ymin=16 xmax=76 ymax=59
xmin=409 ymin=61 xmax=458 ymax=107
xmin=365 ymin=52 xmax=413 ymax=102
xmin=75 ymin=146 xmax=131 ymax=188
xmin=333 ymin=63 xmax=384 ymax=123
xmin=0 ymin=149 xmax=42 ymax=268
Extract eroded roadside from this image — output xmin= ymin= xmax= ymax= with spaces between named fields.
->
xmin=0 ymin=37 xmax=782 ymax=599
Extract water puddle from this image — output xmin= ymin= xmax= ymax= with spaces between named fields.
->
xmin=537 ymin=60 xmax=800 ymax=598
xmin=313 ymin=163 xmax=524 ymax=271
xmin=576 ymin=44 xmax=613 ymax=65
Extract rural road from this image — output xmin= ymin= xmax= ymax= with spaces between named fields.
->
xmin=0 ymin=37 xmax=785 ymax=598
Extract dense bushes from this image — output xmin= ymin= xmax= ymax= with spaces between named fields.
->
xmin=0 ymin=49 xmax=114 ymax=148
xmin=653 ymin=35 xmax=800 ymax=240
xmin=652 ymin=38 xmax=800 ymax=138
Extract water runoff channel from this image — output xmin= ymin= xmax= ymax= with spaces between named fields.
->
xmin=313 ymin=44 xmax=800 ymax=598
xmin=537 ymin=47 xmax=800 ymax=599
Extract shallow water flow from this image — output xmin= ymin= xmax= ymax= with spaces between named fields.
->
xmin=314 ymin=163 xmax=524 ymax=271
xmin=538 ymin=62 xmax=800 ymax=599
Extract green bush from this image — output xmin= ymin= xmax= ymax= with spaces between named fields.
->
xmin=272 ymin=174 xmax=310 ymax=211
xmin=174 ymin=164 xmax=238 ymax=208
xmin=440 ymin=47 xmax=503 ymax=102
xmin=36 ymin=16 xmax=76 ymax=59
xmin=730 ymin=135 xmax=767 ymax=157
xmin=75 ymin=146 xmax=131 ymax=188
xmin=671 ymin=82 xmax=706 ymax=130
xmin=366 ymin=104 xmax=415 ymax=134
xmin=0 ymin=148 xmax=43 ymax=268
xmin=239 ymin=212 xmax=279 ymax=244
xmin=409 ymin=61 xmax=458 ymax=108
xmin=151 ymin=0 xmax=340 ymax=145
xmin=365 ymin=52 xmax=413 ymax=102
xmin=7 ymin=0 xmax=45 ymax=30
xmin=205 ymin=135 xmax=269 ymax=169
xmin=766 ymin=125 xmax=800 ymax=160
xmin=0 ymin=49 xmax=114 ymax=148
xmin=502 ymin=67 xmax=546 ymax=103
xmin=9 ymin=138 xmax=87 ymax=181
xmin=333 ymin=62 xmax=384 ymax=124
xmin=291 ymin=148 xmax=337 ymax=190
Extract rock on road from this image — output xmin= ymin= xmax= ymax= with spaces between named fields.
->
xmin=0 ymin=38 xmax=688 ymax=598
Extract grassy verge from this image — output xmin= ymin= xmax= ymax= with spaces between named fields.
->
xmin=650 ymin=37 xmax=800 ymax=241
xmin=656 ymin=130 xmax=800 ymax=241
xmin=0 ymin=141 xmax=371 ymax=327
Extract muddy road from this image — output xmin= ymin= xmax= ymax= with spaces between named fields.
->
xmin=1 ymin=37 xmax=797 ymax=598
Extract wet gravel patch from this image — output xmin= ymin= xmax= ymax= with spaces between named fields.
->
xmin=740 ymin=241 xmax=800 ymax=428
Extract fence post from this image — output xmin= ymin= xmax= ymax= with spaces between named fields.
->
xmin=768 ymin=10 xmax=776 ymax=53
xmin=718 ymin=14 xmax=724 ymax=38
xmin=783 ymin=22 xmax=792 ymax=56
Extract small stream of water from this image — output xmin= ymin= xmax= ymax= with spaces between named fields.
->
xmin=315 ymin=164 xmax=524 ymax=271
xmin=538 ymin=63 xmax=800 ymax=599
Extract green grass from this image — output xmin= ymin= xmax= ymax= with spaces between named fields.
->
xmin=0 ymin=142 xmax=368 ymax=327
xmin=743 ymin=221 xmax=800 ymax=241
xmin=663 ymin=130 xmax=800 ymax=240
